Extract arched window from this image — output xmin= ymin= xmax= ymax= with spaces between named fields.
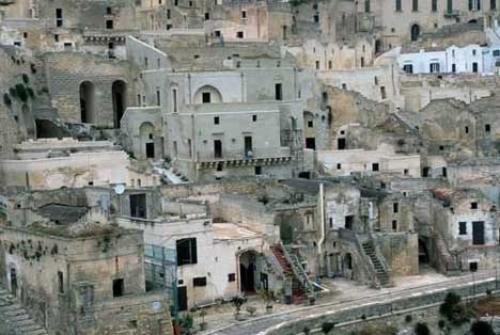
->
xmin=80 ymin=81 xmax=95 ymax=123
xmin=410 ymin=24 xmax=420 ymax=41
xmin=193 ymin=85 xmax=223 ymax=104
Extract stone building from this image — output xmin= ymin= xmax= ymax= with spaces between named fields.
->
xmin=0 ymin=188 xmax=173 ymax=335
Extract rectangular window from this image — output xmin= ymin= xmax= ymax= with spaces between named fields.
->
xmin=364 ymin=0 xmax=370 ymax=12
xmin=392 ymin=220 xmax=398 ymax=231
xmin=430 ymin=62 xmax=440 ymax=73
xmin=202 ymin=92 xmax=211 ymax=104
xmin=241 ymin=11 xmax=247 ymax=18
xmin=255 ymin=166 xmax=262 ymax=175
xmin=395 ymin=0 xmax=402 ymax=11
xmin=176 ymin=238 xmax=197 ymax=266
xmin=228 ymin=273 xmax=236 ymax=282
xmin=471 ymin=202 xmax=478 ymax=209
xmin=412 ymin=0 xmax=418 ymax=11
xmin=173 ymin=141 xmax=178 ymax=156
xmin=172 ymin=88 xmax=178 ymax=113
xmin=130 ymin=194 xmax=147 ymax=218
xmin=156 ymin=90 xmax=161 ymax=105
xmin=459 ymin=222 xmax=467 ymax=235
xmin=252 ymin=115 xmax=257 ymax=122
xmin=432 ymin=0 xmax=438 ymax=11
xmin=58 ymin=271 xmax=64 ymax=294
xmin=315 ymin=61 xmax=320 ymax=70
xmin=113 ymin=279 xmax=124 ymax=297
xmin=275 ymin=83 xmax=283 ymax=100
xmin=372 ymin=163 xmax=379 ymax=171
xmin=345 ymin=215 xmax=354 ymax=230
xmin=214 ymin=116 xmax=220 ymax=125
xmin=491 ymin=0 xmax=496 ymax=10
xmin=187 ymin=139 xmax=192 ymax=158
xmin=236 ymin=31 xmax=244 ymax=39
xmin=56 ymin=8 xmax=63 ymax=27
xmin=447 ymin=0 xmax=453 ymax=13
xmin=193 ymin=277 xmax=207 ymax=287
xmin=106 ymin=20 xmax=114 ymax=29
xmin=393 ymin=203 xmax=399 ymax=213
xmin=403 ymin=64 xmax=414 ymax=73
xmin=485 ymin=124 xmax=491 ymax=132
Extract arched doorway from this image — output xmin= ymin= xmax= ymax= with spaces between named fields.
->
xmin=193 ymin=85 xmax=223 ymax=104
xmin=80 ymin=81 xmax=95 ymax=123
xmin=139 ymin=122 xmax=155 ymax=159
xmin=112 ymin=80 xmax=127 ymax=128
xmin=410 ymin=24 xmax=420 ymax=41
xmin=239 ymin=250 xmax=257 ymax=293
xmin=21 ymin=104 xmax=36 ymax=138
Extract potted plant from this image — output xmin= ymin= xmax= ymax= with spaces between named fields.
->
xmin=199 ymin=308 xmax=207 ymax=331
xmin=231 ymin=295 xmax=247 ymax=320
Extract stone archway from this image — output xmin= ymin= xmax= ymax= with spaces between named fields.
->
xmin=193 ymin=85 xmax=223 ymax=104
xmin=112 ymin=80 xmax=127 ymax=128
xmin=410 ymin=24 xmax=420 ymax=41
xmin=80 ymin=81 xmax=95 ymax=123
xmin=239 ymin=250 xmax=258 ymax=293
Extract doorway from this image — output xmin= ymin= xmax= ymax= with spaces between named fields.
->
xmin=305 ymin=137 xmax=316 ymax=150
xmin=411 ymin=24 xmax=420 ymax=41
xmin=239 ymin=251 xmax=257 ymax=293
xmin=338 ymin=138 xmax=346 ymax=150
xmin=112 ymin=80 xmax=127 ymax=128
xmin=10 ymin=268 xmax=17 ymax=297
xmin=244 ymin=136 xmax=253 ymax=156
xmin=177 ymin=286 xmax=188 ymax=311
xmin=214 ymin=140 xmax=222 ymax=158
xmin=146 ymin=142 xmax=155 ymax=159
xmin=472 ymin=221 xmax=485 ymax=245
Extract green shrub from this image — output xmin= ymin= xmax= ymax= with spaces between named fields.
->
xmin=15 ymin=84 xmax=28 ymax=102
xmin=22 ymin=73 xmax=29 ymax=84
xmin=405 ymin=314 xmax=413 ymax=323
xmin=3 ymin=93 xmax=12 ymax=106
xmin=470 ymin=320 xmax=494 ymax=335
xmin=414 ymin=322 xmax=430 ymax=335
xmin=26 ymin=87 xmax=35 ymax=98
xmin=439 ymin=292 xmax=469 ymax=325
xmin=321 ymin=321 xmax=335 ymax=334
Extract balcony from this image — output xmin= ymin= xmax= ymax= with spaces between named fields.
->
xmin=196 ymin=146 xmax=293 ymax=169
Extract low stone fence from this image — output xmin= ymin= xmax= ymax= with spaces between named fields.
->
xmin=265 ymin=276 xmax=500 ymax=334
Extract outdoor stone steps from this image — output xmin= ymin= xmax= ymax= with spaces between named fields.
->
xmin=0 ymin=285 xmax=48 ymax=335
xmin=362 ymin=241 xmax=390 ymax=287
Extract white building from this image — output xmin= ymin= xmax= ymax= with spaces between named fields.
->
xmin=398 ymin=44 xmax=500 ymax=75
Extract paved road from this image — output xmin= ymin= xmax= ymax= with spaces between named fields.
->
xmin=204 ymin=271 xmax=498 ymax=335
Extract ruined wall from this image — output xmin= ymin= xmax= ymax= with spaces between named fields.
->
xmin=375 ymin=232 xmax=419 ymax=276
xmin=44 ymin=52 xmax=137 ymax=126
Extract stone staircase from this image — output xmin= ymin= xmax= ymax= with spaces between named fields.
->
xmin=361 ymin=240 xmax=391 ymax=288
xmin=270 ymin=244 xmax=314 ymax=304
xmin=0 ymin=286 xmax=48 ymax=335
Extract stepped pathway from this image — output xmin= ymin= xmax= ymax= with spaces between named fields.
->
xmin=0 ymin=286 xmax=48 ymax=335
xmin=361 ymin=241 xmax=390 ymax=287
xmin=269 ymin=245 xmax=305 ymax=303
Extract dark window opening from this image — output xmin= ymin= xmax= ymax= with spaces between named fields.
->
xmin=472 ymin=62 xmax=478 ymax=73
xmin=58 ymin=271 xmax=64 ymax=294
xmin=214 ymin=140 xmax=222 ymax=158
xmin=236 ymin=31 xmax=244 ymax=39
xmin=337 ymin=138 xmax=346 ymax=150
xmin=469 ymin=262 xmax=478 ymax=272
xmin=228 ymin=273 xmax=236 ymax=282
xmin=393 ymin=203 xmax=399 ymax=213
xmin=392 ymin=220 xmax=398 ymax=231
xmin=113 ymin=279 xmax=124 ymax=297
xmin=56 ymin=8 xmax=63 ymax=27
xmin=214 ymin=116 xmax=220 ymax=125
xmin=485 ymin=124 xmax=491 ymax=132
xmin=106 ymin=20 xmax=114 ymax=29
xmin=459 ymin=221 xmax=467 ymax=235
xmin=176 ymin=238 xmax=197 ymax=266
xmin=372 ymin=163 xmax=379 ymax=171
xmin=202 ymin=92 xmax=211 ymax=104
xmin=244 ymin=136 xmax=253 ymax=156
xmin=255 ymin=166 xmax=262 ymax=175
xmin=471 ymin=202 xmax=478 ymax=209
xmin=275 ymin=83 xmax=283 ymax=100
xmin=305 ymin=138 xmax=316 ymax=150
xmin=252 ymin=115 xmax=257 ymax=122
xmin=130 ymin=193 xmax=147 ymax=218
xmin=345 ymin=215 xmax=354 ymax=230
xmin=442 ymin=167 xmax=447 ymax=177
xmin=422 ymin=167 xmax=430 ymax=177
xmin=193 ymin=277 xmax=207 ymax=287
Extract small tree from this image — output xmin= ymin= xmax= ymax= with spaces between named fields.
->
xmin=179 ymin=313 xmax=193 ymax=334
xmin=414 ymin=322 xmax=430 ymax=335
xmin=3 ymin=93 xmax=11 ymax=107
xmin=439 ymin=292 xmax=469 ymax=325
xmin=470 ymin=320 xmax=494 ymax=335
xmin=321 ymin=321 xmax=335 ymax=334
xmin=231 ymin=295 xmax=247 ymax=319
